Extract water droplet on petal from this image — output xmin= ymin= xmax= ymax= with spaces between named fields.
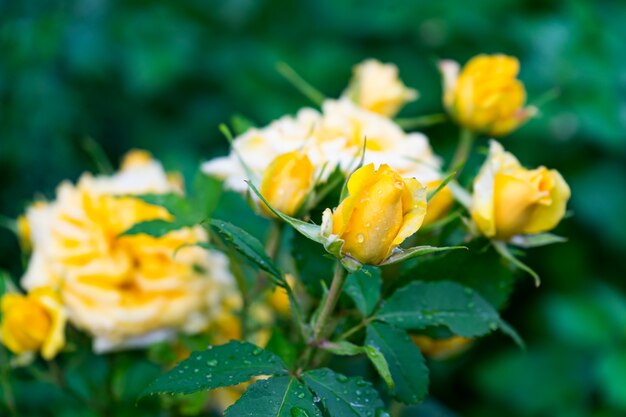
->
xmin=356 ymin=233 xmax=365 ymax=243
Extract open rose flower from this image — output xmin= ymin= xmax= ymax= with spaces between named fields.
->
xmin=20 ymin=150 xmax=237 ymax=352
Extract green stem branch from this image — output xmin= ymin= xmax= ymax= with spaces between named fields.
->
xmin=395 ymin=113 xmax=447 ymax=130
xmin=449 ymin=128 xmax=475 ymax=173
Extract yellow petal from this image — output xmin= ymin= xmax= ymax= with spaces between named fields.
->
xmin=392 ymin=178 xmax=427 ymax=246
xmin=523 ymin=169 xmax=571 ymax=234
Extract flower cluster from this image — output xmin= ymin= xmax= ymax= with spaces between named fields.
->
xmin=2 ymin=151 xmax=239 ymax=357
xmin=0 ymin=55 xmax=572 ymax=417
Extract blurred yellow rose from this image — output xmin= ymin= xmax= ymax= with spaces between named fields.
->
xmin=0 ymin=288 xmax=66 ymax=360
xmin=324 ymin=163 xmax=427 ymax=265
xmin=472 ymin=141 xmax=571 ymax=240
xmin=423 ymin=180 xmax=454 ymax=227
xmin=343 ymin=59 xmax=417 ymax=117
xmin=260 ymin=152 xmax=315 ymax=217
xmin=20 ymin=150 xmax=237 ymax=352
xmin=411 ymin=335 xmax=472 ymax=360
xmin=440 ymin=54 xmax=537 ymax=136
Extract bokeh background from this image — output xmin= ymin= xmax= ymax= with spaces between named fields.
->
xmin=1 ymin=0 xmax=625 ymax=416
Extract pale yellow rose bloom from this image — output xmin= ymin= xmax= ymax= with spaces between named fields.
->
xmin=202 ymin=99 xmax=444 ymax=194
xmin=20 ymin=151 xmax=237 ymax=352
xmin=343 ymin=59 xmax=418 ymax=117
xmin=329 ymin=163 xmax=427 ymax=265
xmin=422 ymin=180 xmax=455 ymax=227
xmin=471 ymin=140 xmax=571 ymax=240
xmin=0 ymin=288 xmax=67 ymax=360
xmin=259 ymin=152 xmax=314 ymax=217
xmin=411 ymin=335 xmax=473 ymax=360
xmin=440 ymin=54 xmax=537 ymax=136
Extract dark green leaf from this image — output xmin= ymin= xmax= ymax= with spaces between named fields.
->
xmin=134 ymin=193 xmax=192 ymax=219
xmin=120 ymin=219 xmax=185 ymax=238
xmin=380 ymin=246 xmax=466 ymax=266
xmin=377 ymin=281 xmax=505 ymax=338
xmin=366 ymin=322 xmax=429 ymax=404
xmin=224 ymin=376 xmax=322 ymax=417
xmin=141 ymin=341 xmax=288 ymax=397
xmin=302 ymin=368 xmax=386 ymax=417
xmin=344 ymin=267 xmax=381 ymax=316
xmin=320 ymin=342 xmax=394 ymax=390
xmin=398 ymin=239 xmax=516 ymax=310
xmin=208 ymin=219 xmax=284 ymax=284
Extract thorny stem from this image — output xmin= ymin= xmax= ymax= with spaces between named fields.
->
xmin=449 ymin=128 xmax=475 ymax=174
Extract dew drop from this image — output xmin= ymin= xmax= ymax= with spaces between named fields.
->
xmin=207 ymin=359 xmax=218 ymax=367
xmin=356 ymin=233 xmax=365 ymax=243
xmin=252 ymin=348 xmax=263 ymax=356
xmin=297 ymin=392 xmax=305 ymax=399
xmin=291 ymin=408 xmax=310 ymax=417
xmin=336 ymin=374 xmax=349 ymax=383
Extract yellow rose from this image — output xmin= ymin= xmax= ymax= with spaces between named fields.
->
xmin=423 ymin=181 xmax=454 ymax=227
xmin=440 ymin=54 xmax=537 ymax=136
xmin=327 ymin=163 xmax=427 ymax=265
xmin=259 ymin=152 xmax=314 ymax=217
xmin=0 ymin=288 xmax=66 ymax=359
xmin=20 ymin=151 xmax=238 ymax=352
xmin=343 ymin=59 xmax=417 ymax=117
xmin=411 ymin=335 xmax=472 ymax=360
xmin=472 ymin=140 xmax=571 ymax=240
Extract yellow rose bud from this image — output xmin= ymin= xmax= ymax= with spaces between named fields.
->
xmin=411 ymin=335 xmax=473 ymax=360
xmin=472 ymin=140 xmax=571 ymax=240
xmin=423 ymin=181 xmax=454 ymax=227
xmin=330 ymin=163 xmax=427 ymax=265
xmin=343 ymin=59 xmax=418 ymax=117
xmin=440 ymin=54 xmax=537 ymax=136
xmin=267 ymin=274 xmax=295 ymax=316
xmin=259 ymin=151 xmax=315 ymax=217
xmin=0 ymin=288 xmax=67 ymax=360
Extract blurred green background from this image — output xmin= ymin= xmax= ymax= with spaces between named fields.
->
xmin=1 ymin=0 xmax=625 ymax=416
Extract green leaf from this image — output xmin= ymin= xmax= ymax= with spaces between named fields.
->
xmin=120 ymin=219 xmax=185 ymax=238
xmin=362 ymin=345 xmax=395 ymax=391
xmin=208 ymin=219 xmax=284 ymax=285
xmin=344 ymin=267 xmax=381 ymax=316
xmin=302 ymin=368 xmax=386 ymax=417
xmin=377 ymin=281 xmax=510 ymax=339
xmin=140 ymin=341 xmax=288 ymax=397
xmin=134 ymin=193 xmax=192 ymax=218
xmin=510 ymin=233 xmax=567 ymax=248
xmin=320 ymin=341 xmax=394 ymax=390
xmin=224 ymin=376 xmax=322 ymax=417
xmin=379 ymin=246 xmax=466 ymax=266
xmin=366 ymin=322 xmax=429 ymax=404
xmin=397 ymin=239 xmax=516 ymax=310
